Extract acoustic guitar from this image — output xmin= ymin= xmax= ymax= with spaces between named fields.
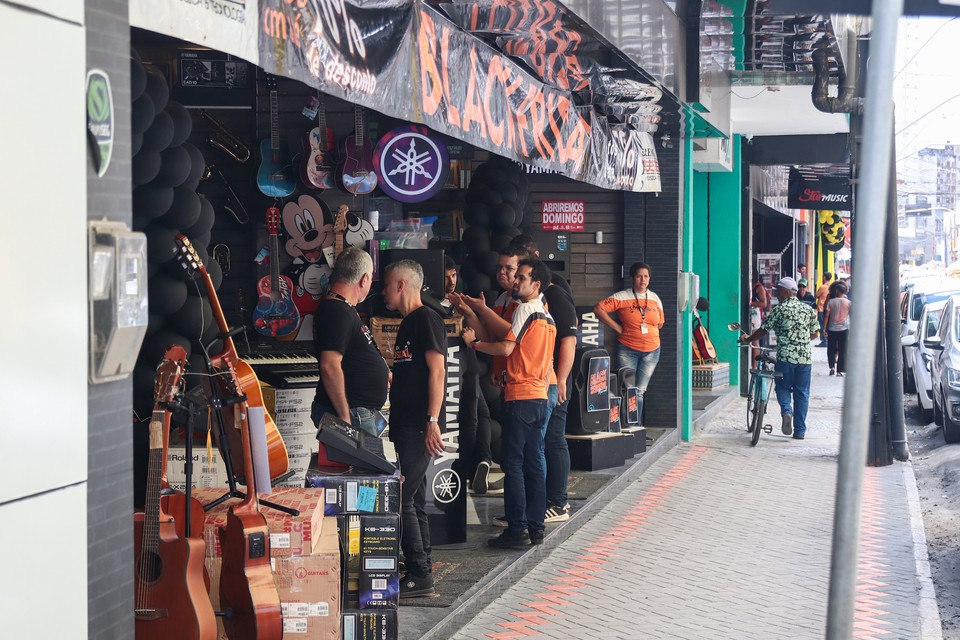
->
xmin=254 ymin=206 xmax=300 ymax=338
xmin=256 ymin=74 xmax=296 ymax=198
xmin=134 ymin=345 xmax=216 ymax=640
xmin=173 ymin=234 xmax=290 ymax=482
xmin=300 ymin=94 xmax=337 ymax=190
xmin=338 ymin=105 xmax=378 ymax=195
xmin=216 ymin=356 xmax=283 ymax=640
xmin=692 ymin=310 xmax=718 ymax=363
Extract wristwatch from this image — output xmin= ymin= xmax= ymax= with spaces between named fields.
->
xmin=427 ymin=416 xmax=439 ymax=423
xmin=471 ymin=339 xmax=481 ymax=349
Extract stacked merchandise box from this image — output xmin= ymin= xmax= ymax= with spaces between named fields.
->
xmin=198 ymin=487 xmax=341 ymax=639
xmin=341 ymin=610 xmax=398 ymax=640
xmin=692 ymin=362 xmax=730 ymax=390
xmin=166 ymin=443 xmax=229 ymax=491
xmin=263 ymin=385 xmax=318 ymax=487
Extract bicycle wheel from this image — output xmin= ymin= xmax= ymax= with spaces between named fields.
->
xmin=750 ymin=397 xmax=766 ymax=446
xmin=746 ymin=375 xmax=756 ymax=431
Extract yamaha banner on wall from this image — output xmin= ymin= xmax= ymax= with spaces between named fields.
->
xmin=788 ymin=168 xmax=852 ymax=211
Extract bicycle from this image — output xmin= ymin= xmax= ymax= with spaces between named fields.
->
xmin=728 ymin=323 xmax=783 ymax=446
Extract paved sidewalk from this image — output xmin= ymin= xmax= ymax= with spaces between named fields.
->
xmin=453 ymin=349 xmax=942 ymax=639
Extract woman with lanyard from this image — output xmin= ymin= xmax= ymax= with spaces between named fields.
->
xmin=594 ymin=262 xmax=665 ymax=425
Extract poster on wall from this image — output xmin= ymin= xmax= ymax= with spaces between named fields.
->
xmin=756 ymin=253 xmax=781 ymax=291
xmin=587 ymin=356 xmax=610 ymax=412
xmin=542 ymin=201 xmax=585 ymax=232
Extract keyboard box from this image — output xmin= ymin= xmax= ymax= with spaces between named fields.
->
xmin=275 ymin=451 xmax=314 ymax=489
xmin=165 ymin=443 xmax=229 ymax=491
xmin=273 ymin=406 xmax=317 ymax=437
xmin=262 ymin=386 xmax=316 ymax=415
xmin=341 ymin=610 xmax=398 ymax=640
xmin=194 ymin=486 xmax=325 ymax=557
xmin=305 ymin=465 xmax=401 ymax=516
xmin=337 ymin=513 xmax=400 ymax=606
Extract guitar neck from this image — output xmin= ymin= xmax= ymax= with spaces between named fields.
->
xmin=355 ymin=106 xmax=362 ymax=146
xmin=142 ymin=409 xmax=166 ymax=555
xmin=197 ymin=265 xmax=238 ymax=362
xmin=269 ymin=233 xmax=280 ymax=296
xmin=270 ymin=90 xmax=280 ymax=152
xmin=317 ymin=95 xmax=327 ymax=139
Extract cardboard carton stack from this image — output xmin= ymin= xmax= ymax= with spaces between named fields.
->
xmin=262 ymin=386 xmax=319 ymax=487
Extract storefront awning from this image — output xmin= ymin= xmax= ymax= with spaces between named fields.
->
xmin=131 ymin=0 xmax=672 ymax=192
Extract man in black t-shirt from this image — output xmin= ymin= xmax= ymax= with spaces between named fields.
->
xmin=311 ymin=247 xmax=389 ymax=435
xmin=382 ymin=259 xmax=446 ymax=599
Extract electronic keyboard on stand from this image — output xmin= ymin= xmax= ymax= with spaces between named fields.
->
xmin=316 ymin=413 xmax=396 ymax=475
xmin=241 ymin=347 xmax=319 ymax=389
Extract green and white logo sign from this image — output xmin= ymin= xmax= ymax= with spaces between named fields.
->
xmin=86 ymin=69 xmax=114 ymax=177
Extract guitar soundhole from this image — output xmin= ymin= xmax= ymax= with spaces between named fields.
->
xmin=137 ymin=551 xmax=164 ymax=582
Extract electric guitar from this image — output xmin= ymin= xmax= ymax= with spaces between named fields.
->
xmin=300 ymin=94 xmax=337 ymax=190
xmin=254 ymin=207 xmax=300 ymax=338
xmin=216 ymin=356 xmax=283 ymax=640
xmin=334 ymin=204 xmax=350 ymax=259
xmin=256 ymin=75 xmax=296 ymax=198
xmin=338 ymin=105 xmax=378 ymax=195
xmin=134 ymin=345 xmax=216 ymax=640
xmin=173 ymin=234 xmax=290 ymax=482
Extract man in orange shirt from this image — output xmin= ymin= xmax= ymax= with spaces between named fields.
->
xmin=462 ymin=258 xmax=556 ymax=549
xmin=815 ymin=272 xmax=832 ymax=347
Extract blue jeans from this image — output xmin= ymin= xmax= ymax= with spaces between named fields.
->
xmin=773 ymin=361 xmax=811 ymax=437
xmin=544 ymin=384 xmax=570 ymax=507
xmin=500 ymin=398 xmax=548 ymax=535
xmin=311 ymin=403 xmax=381 ymax=436
xmin=617 ymin=345 xmax=660 ymax=425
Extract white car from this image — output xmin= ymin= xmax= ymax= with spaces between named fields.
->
xmin=903 ymin=299 xmax=947 ymax=422
xmin=900 ymin=279 xmax=960 ymax=393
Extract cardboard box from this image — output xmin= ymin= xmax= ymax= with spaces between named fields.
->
xmin=275 ymin=453 xmax=314 ymax=489
xmin=371 ymin=316 xmax=462 ymax=366
xmin=692 ymin=362 xmax=730 ymax=390
xmin=284 ymin=431 xmax=320 ymax=459
xmin=262 ymin=386 xmax=317 ymax=415
xmin=305 ymin=469 xmax=401 ymax=516
xmin=166 ymin=444 xmax=229 ymax=491
xmin=337 ymin=513 xmax=400 ymax=607
xmin=275 ymin=408 xmax=317 ymax=437
xmin=195 ymin=487 xmax=324 ymax=557
xmin=206 ymin=518 xmax=341 ymax=639
xmin=341 ymin=610 xmax=398 ymax=640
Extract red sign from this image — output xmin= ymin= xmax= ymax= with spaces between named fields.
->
xmin=542 ymin=201 xmax=585 ymax=231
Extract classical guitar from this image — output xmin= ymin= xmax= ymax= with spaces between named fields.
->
xmin=216 ymin=356 xmax=283 ymax=640
xmin=300 ymin=94 xmax=337 ymax=190
xmin=173 ymin=234 xmax=290 ymax=482
xmin=256 ymin=74 xmax=296 ymax=198
xmin=254 ymin=206 xmax=300 ymax=338
xmin=134 ymin=345 xmax=216 ymax=640
xmin=338 ymin=105 xmax=378 ymax=195
xmin=692 ymin=310 xmax=718 ymax=363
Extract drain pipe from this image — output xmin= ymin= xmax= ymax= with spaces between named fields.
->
xmin=811 ymin=46 xmax=864 ymax=115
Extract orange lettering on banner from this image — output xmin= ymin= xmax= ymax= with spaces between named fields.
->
xmin=418 ymin=11 xmax=443 ymax=117
xmin=439 ymin=28 xmax=462 ymax=128
xmin=461 ymin=47 xmax=489 ymax=138
xmin=263 ymin=7 xmax=288 ymax=41
xmin=484 ymin=56 xmax=506 ymax=146
xmin=528 ymin=89 xmax=556 ymax=160
xmin=545 ymin=93 xmax=566 ymax=162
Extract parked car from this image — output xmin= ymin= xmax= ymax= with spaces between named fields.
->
xmin=928 ymin=295 xmax=960 ymax=443
xmin=900 ymin=279 xmax=960 ymax=393
xmin=902 ymin=299 xmax=946 ymax=422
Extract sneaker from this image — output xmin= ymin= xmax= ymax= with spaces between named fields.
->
xmin=399 ymin=573 xmax=435 ymax=598
xmin=837 ymin=372 xmax=844 ymax=377
xmin=488 ymin=530 xmax=530 ymax=549
xmin=472 ymin=460 xmax=491 ymax=494
xmin=529 ymin=529 xmax=545 ymax=545
xmin=829 ymin=369 xmax=835 ymax=376
xmin=492 ymin=515 xmax=508 ymax=528
xmin=544 ymin=504 xmax=570 ymax=523
xmin=781 ymin=413 xmax=793 ymax=436
xmin=793 ymin=434 xmax=805 ymax=440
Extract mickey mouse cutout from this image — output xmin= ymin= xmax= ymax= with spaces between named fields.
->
xmin=282 ymin=195 xmax=334 ymax=340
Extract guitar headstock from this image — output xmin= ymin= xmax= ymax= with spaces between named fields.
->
xmin=334 ymin=205 xmax=350 ymax=234
xmin=174 ymin=234 xmax=204 ymax=277
xmin=219 ymin=356 xmax=244 ymax=399
xmin=154 ymin=345 xmax=188 ymax=405
xmin=266 ymin=206 xmax=282 ymax=235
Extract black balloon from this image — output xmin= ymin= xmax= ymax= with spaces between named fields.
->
xmin=168 ymin=296 xmax=214 ymax=340
xmin=163 ymin=187 xmax=202 ymax=229
xmin=491 ymin=203 xmax=518 ymax=228
xmin=475 ymin=250 xmax=501 ymax=278
xmin=494 ymin=225 xmax=521 ymax=239
xmin=462 ymin=226 xmax=491 ymax=254
xmin=132 ymin=151 xmax=162 ymax=187
xmin=144 ymin=222 xmax=181 ymax=265
xmin=132 ymin=361 xmax=158 ymax=400
xmin=148 ymin=273 xmax=188 ymax=315
xmin=165 ymin=101 xmax=193 ymax=147
xmin=465 ymin=273 xmax=492 ymax=295
xmin=154 ymin=146 xmax=192 ymax=188
xmin=146 ymin=313 xmax=165 ymax=338
xmin=140 ymin=329 xmax=192 ymax=367
xmin=182 ymin=143 xmax=207 ymax=191
xmin=140 ymin=110 xmax=174 ymax=155
xmin=491 ymin=234 xmax=513 ymax=252
xmin=134 ymin=185 xmax=174 ymax=220
xmin=130 ymin=58 xmax=147 ymax=102
xmin=184 ymin=196 xmax=215 ymax=238
xmin=131 ymin=92 xmax=156 ymax=137
xmin=482 ymin=190 xmax=504 ymax=207
xmin=464 ymin=202 xmax=491 ymax=228
xmin=493 ymin=181 xmax=518 ymax=204
xmin=131 ymin=132 xmax=144 ymax=157
xmin=144 ymin=66 xmax=170 ymax=113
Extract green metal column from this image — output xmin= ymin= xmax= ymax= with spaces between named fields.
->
xmin=681 ymin=137 xmax=695 ymax=441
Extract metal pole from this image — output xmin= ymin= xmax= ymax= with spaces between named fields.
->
xmin=825 ymin=2 xmax=903 ymax=638
xmin=885 ymin=149 xmax=909 ymax=462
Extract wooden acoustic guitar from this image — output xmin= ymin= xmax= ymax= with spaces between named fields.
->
xmin=134 ymin=345 xmax=216 ymax=640
xmin=338 ymin=105 xmax=378 ymax=195
xmin=300 ymin=94 xmax=337 ymax=190
xmin=173 ymin=234 xmax=290 ymax=482
xmin=256 ymin=74 xmax=296 ymax=198
xmin=692 ymin=309 xmax=718 ymax=364
xmin=254 ymin=206 xmax=300 ymax=338
xmin=216 ymin=356 xmax=283 ymax=640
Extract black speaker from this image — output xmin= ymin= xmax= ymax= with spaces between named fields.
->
xmin=565 ymin=348 xmax=611 ymax=435
xmin=617 ymin=367 xmax=639 ymax=426
xmin=380 ymin=249 xmax=446 ymax=299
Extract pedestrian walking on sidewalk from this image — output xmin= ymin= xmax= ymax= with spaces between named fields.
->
xmin=823 ymin=281 xmax=851 ymax=377
xmin=739 ymin=277 xmax=821 ymax=440
xmin=815 ymin=272 xmax=833 ymax=347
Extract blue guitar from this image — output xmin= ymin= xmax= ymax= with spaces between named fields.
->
xmin=253 ymin=207 xmax=300 ymax=337
xmin=256 ymin=75 xmax=296 ymax=198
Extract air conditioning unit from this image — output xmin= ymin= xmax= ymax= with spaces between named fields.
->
xmin=693 ymin=137 xmax=733 ymax=173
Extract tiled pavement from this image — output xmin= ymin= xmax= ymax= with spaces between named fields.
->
xmin=452 ymin=349 xmax=942 ymax=639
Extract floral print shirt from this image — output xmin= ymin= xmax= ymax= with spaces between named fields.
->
xmin=761 ymin=296 xmax=820 ymax=364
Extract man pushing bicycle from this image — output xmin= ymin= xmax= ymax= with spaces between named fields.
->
xmin=739 ymin=277 xmax=821 ymax=440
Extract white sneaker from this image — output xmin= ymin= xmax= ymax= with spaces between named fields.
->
xmin=544 ymin=504 xmax=570 ymax=523
xmin=472 ymin=460 xmax=491 ymax=494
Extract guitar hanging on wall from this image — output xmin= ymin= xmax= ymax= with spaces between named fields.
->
xmin=338 ymin=105 xmax=378 ymax=195
xmin=300 ymin=94 xmax=337 ymax=190
xmin=256 ymin=75 xmax=296 ymax=198
xmin=134 ymin=345 xmax=216 ymax=640
xmin=254 ymin=207 xmax=300 ymax=338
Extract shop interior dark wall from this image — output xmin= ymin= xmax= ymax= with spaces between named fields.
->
xmin=86 ymin=1 xmax=134 ymax=638
xmin=753 ymin=204 xmax=795 ymax=278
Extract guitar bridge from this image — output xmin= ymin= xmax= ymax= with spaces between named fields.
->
xmin=135 ymin=608 xmax=169 ymax=620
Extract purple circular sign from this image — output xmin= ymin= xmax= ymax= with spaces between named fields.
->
xmin=373 ymin=124 xmax=449 ymax=203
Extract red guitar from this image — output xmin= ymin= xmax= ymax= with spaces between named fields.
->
xmin=173 ymin=234 xmax=290 ymax=482
xmin=300 ymin=94 xmax=337 ymax=190
xmin=692 ymin=309 xmax=718 ymax=363
xmin=254 ymin=207 xmax=300 ymax=338
xmin=338 ymin=105 xmax=378 ymax=195
xmin=134 ymin=346 xmax=216 ymax=640
xmin=216 ymin=356 xmax=283 ymax=640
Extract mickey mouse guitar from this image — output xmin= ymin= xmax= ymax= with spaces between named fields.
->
xmin=215 ymin=356 xmax=283 ymax=640
xmin=300 ymin=93 xmax=337 ymax=190
xmin=254 ymin=207 xmax=300 ymax=338
xmin=173 ymin=234 xmax=290 ymax=482
xmin=256 ymin=74 xmax=296 ymax=198
xmin=134 ymin=345 xmax=216 ymax=640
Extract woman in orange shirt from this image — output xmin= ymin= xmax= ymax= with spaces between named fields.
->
xmin=594 ymin=262 xmax=664 ymax=424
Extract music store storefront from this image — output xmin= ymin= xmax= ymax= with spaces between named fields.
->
xmin=45 ymin=1 xmax=686 ymax=638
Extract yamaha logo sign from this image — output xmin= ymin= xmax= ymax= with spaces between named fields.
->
xmin=431 ymin=468 xmax=461 ymax=504
xmin=373 ymin=124 xmax=449 ymax=203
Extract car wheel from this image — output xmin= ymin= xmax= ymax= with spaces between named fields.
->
xmin=904 ymin=358 xmax=917 ymax=394
xmin=945 ymin=399 xmax=960 ymax=444
xmin=923 ymin=402 xmax=934 ymax=424
xmin=934 ymin=387 xmax=944 ymax=426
